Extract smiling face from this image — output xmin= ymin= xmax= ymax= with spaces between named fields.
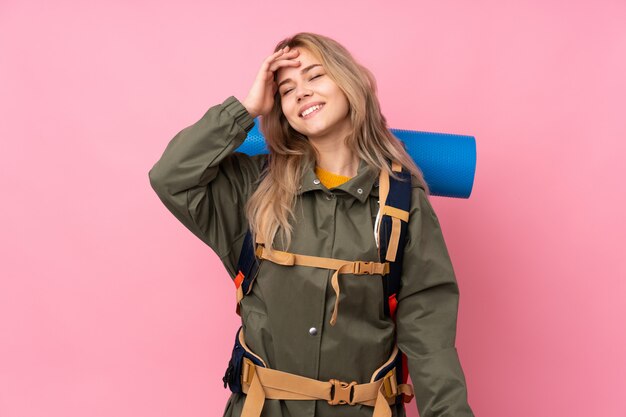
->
xmin=275 ymin=47 xmax=352 ymax=142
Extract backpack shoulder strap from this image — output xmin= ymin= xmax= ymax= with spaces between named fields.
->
xmin=233 ymin=154 xmax=270 ymax=316
xmin=377 ymin=160 xmax=412 ymax=320
xmin=377 ymin=160 xmax=413 ymax=393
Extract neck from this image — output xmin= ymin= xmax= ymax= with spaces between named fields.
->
xmin=313 ymin=146 xmax=359 ymax=177
xmin=306 ymin=116 xmax=358 ymax=177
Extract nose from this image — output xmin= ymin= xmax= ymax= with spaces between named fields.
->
xmin=296 ymin=85 xmax=312 ymax=102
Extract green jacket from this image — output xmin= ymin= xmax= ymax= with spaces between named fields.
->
xmin=148 ymin=96 xmax=475 ymax=417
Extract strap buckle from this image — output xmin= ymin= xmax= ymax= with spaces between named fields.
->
xmin=381 ymin=369 xmax=398 ymax=398
xmin=242 ymin=357 xmax=255 ymax=385
xmin=354 ymin=261 xmax=374 ymax=274
xmin=353 ymin=261 xmax=390 ymax=275
xmin=327 ymin=379 xmax=357 ymax=405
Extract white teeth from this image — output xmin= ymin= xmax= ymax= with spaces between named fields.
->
xmin=301 ymin=104 xmax=323 ymax=117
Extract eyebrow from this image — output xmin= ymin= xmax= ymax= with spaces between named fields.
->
xmin=277 ymin=64 xmax=322 ymax=88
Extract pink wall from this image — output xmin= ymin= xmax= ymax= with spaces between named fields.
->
xmin=1 ymin=0 xmax=624 ymax=416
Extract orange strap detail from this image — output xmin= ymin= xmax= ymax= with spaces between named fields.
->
xmin=234 ymin=270 xmax=244 ymax=288
xmin=388 ymin=293 xmax=398 ymax=321
xmin=234 ymin=271 xmax=245 ymax=308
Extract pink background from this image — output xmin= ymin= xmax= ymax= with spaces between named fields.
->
xmin=1 ymin=0 xmax=624 ymax=416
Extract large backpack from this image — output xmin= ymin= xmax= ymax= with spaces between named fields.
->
xmin=223 ymin=154 xmax=413 ymax=404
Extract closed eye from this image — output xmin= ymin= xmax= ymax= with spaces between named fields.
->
xmin=281 ymin=75 xmax=324 ymax=96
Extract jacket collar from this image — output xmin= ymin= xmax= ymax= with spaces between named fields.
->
xmin=296 ymin=158 xmax=379 ymax=202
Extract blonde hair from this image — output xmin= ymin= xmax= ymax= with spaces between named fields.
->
xmin=245 ymin=32 xmax=429 ymax=253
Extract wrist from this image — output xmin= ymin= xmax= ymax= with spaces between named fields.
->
xmin=241 ymin=99 xmax=259 ymax=119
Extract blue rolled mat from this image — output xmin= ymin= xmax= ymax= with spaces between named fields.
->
xmin=235 ymin=118 xmax=476 ymax=199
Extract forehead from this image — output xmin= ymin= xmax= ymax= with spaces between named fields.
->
xmin=275 ymin=48 xmax=322 ymax=82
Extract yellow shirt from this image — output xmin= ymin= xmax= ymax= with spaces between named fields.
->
xmin=314 ymin=165 xmax=352 ymax=189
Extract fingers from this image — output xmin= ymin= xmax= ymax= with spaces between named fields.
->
xmin=263 ymin=47 xmax=288 ymax=67
xmin=267 ymin=47 xmax=286 ymax=61
xmin=269 ymin=49 xmax=300 ymax=72
xmin=263 ymin=47 xmax=299 ymax=72
xmin=268 ymin=57 xmax=300 ymax=73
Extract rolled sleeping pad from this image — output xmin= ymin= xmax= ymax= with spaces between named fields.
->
xmin=235 ymin=118 xmax=476 ymax=199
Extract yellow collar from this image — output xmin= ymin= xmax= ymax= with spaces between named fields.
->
xmin=314 ymin=165 xmax=353 ymax=189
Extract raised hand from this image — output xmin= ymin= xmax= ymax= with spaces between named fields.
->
xmin=242 ymin=46 xmax=301 ymax=118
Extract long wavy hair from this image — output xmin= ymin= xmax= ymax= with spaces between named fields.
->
xmin=245 ymin=32 xmax=429 ymax=254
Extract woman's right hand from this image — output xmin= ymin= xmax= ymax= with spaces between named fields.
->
xmin=242 ymin=46 xmax=301 ymax=119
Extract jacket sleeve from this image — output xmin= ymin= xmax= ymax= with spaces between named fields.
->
xmin=148 ymin=96 xmax=263 ymax=279
xmin=395 ymin=185 xmax=475 ymax=417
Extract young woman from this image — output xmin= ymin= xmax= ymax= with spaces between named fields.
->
xmin=149 ymin=32 xmax=474 ymax=417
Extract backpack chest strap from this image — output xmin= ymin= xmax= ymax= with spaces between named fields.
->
xmin=255 ymin=245 xmax=390 ymax=326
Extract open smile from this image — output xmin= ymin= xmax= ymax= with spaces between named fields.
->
xmin=300 ymin=104 xmax=325 ymax=119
